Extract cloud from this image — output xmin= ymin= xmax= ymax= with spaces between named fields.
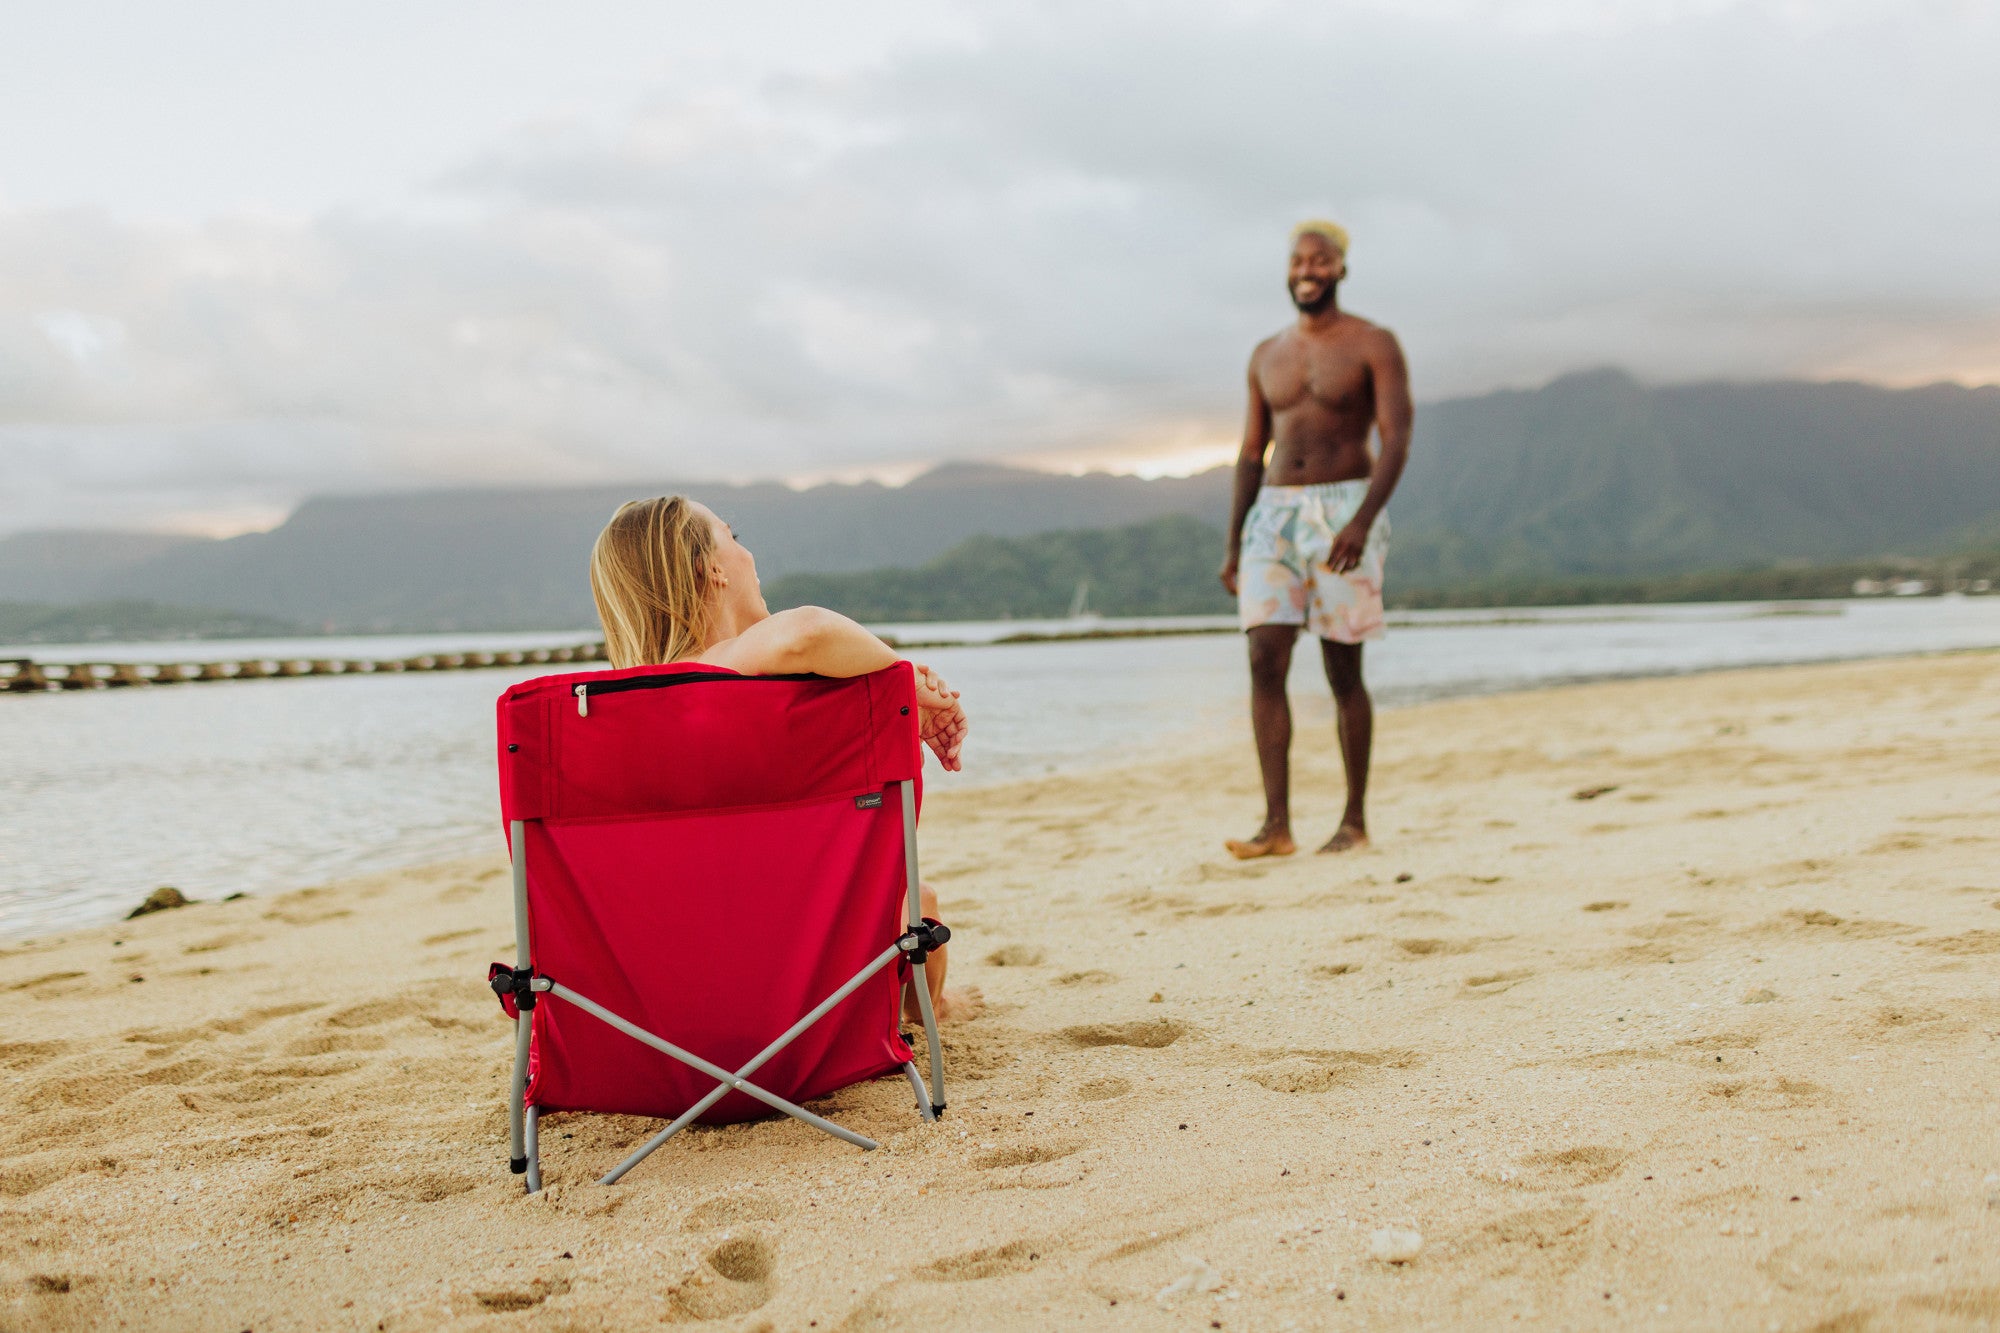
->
xmin=2 ymin=0 xmax=1997 ymax=534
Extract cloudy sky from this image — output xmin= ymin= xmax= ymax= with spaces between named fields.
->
xmin=3 ymin=0 xmax=1997 ymax=536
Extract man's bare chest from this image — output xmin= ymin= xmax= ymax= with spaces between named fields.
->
xmin=1259 ymin=340 xmax=1373 ymax=414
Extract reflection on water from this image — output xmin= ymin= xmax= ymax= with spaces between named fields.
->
xmin=3 ymin=597 xmax=1998 ymax=940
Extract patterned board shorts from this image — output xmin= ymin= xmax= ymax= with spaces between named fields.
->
xmin=1236 ymin=480 xmax=1389 ymax=644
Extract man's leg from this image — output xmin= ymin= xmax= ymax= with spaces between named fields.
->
xmin=1227 ymin=624 xmax=1299 ymax=858
xmin=1316 ymin=639 xmax=1372 ymax=851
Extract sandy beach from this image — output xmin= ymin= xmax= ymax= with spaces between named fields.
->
xmin=4 ymin=650 xmax=1998 ymax=1332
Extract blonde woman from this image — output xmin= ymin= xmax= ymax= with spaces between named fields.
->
xmin=589 ymin=495 xmax=975 ymax=1020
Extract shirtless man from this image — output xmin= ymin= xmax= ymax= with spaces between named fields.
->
xmin=1219 ymin=220 xmax=1413 ymax=858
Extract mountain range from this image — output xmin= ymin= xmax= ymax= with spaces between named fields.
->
xmin=3 ymin=369 xmax=1996 ymax=630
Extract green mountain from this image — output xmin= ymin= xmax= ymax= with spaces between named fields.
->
xmin=765 ymin=515 xmax=1232 ymax=621
xmin=767 ymin=514 xmax=2000 ymax=621
xmin=2 ymin=371 xmax=1995 ymax=629
xmin=1391 ymin=369 xmax=2000 ymax=584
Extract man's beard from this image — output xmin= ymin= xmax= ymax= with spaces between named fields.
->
xmin=1289 ymin=279 xmax=1336 ymax=314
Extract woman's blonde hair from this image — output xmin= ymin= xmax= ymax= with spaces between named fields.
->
xmin=589 ymin=496 xmax=716 ymax=668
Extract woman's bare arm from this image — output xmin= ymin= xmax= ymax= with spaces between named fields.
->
xmin=700 ymin=606 xmax=897 ymax=678
xmin=700 ymin=607 xmax=968 ymax=769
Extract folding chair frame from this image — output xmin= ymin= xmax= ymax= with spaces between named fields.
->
xmin=495 ymin=779 xmax=947 ymax=1192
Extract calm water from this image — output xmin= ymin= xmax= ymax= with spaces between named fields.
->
xmin=5 ymin=598 xmax=1999 ymax=941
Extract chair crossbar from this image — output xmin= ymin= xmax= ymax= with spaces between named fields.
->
xmin=595 ymin=941 xmax=908 ymax=1183
xmin=545 ymin=980 xmax=883 ymax=1154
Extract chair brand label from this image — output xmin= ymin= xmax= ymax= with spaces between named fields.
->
xmin=854 ymin=792 xmax=885 ymax=809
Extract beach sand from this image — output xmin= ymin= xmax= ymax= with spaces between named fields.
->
xmin=4 ymin=651 xmax=1999 ymax=1332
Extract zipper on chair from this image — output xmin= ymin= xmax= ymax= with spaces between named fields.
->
xmin=571 ymin=671 xmax=820 ymax=717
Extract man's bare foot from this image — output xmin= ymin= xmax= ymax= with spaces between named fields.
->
xmin=935 ymin=986 xmax=984 ymax=1024
xmin=1224 ymin=825 xmax=1297 ymax=859
xmin=1318 ymin=824 xmax=1370 ymax=853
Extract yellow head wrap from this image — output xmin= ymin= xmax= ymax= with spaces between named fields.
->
xmin=1290 ymin=218 xmax=1349 ymax=254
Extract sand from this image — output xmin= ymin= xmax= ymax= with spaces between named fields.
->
xmin=4 ymin=651 xmax=1999 ymax=1332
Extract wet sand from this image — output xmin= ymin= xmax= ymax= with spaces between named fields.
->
xmin=4 ymin=651 xmax=1999 ymax=1331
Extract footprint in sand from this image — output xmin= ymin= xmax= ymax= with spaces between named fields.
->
xmin=284 ymin=1031 xmax=389 ymax=1057
xmin=1395 ymin=938 xmax=1479 ymax=958
xmin=1705 ymin=1077 xmax=1827 ymax=1110
xmin=1871 ymin=1003 xmax=1947 ymax=1033
xmin=684 ymin=1190 xmax=787 ymax=1230
xmin=1466 ymin=1205 xmax=1594 ymax=1277
xmin=1515 ymin=1145 xmax=1627 ymax=1190
xmin=1075 ymin=1075 xmax=1130 ymax=1101
xmin=388 ymin=1169 xmax=483 ymax=1204
xmin=1309 ymin=962 xmax=1360 ymax=979
xmin=974 ymin=1140 xmax=1085 ymax=1190
xmin=0 ymin=1040 xmax=68 ymax=1070
xmin=262 ymin=905 xmax=354 ymax=926
xmin=1463 ymin=969 xmax=1533 ymax=995
xmin=1759 ymin=908 xmax=1919 ymax=939
xmin=1247 ymin=1048 xmax=1422 ymax=1094
xmin=183 ymin=932 xmax=266 ymax=955
xmin=1581 ymin=901 xmax=1628 ymax=913
xmin=475 ymin=1277 xmax=571 ymax=1312
xmin=668 ymin=1235 xmax=777 ymax=1319
xmin=325 ymin=997 xmax=421 ymax=1029
xmin=207 ymin=1001 xmax=323 ymax=1036
xmin=915 ymin=1239 xmax=1041 ymax=1282
xmin=8 ymin=971 xmax=89 ymax=997
xmin=1057 ymin=1019 xmax=1186 ymax=1050
xmin=975 ymin=1141 xmax=1080 ymax=1170
xmin=984 ymin=944 xmax=1044 ymax=967
xmin=1916 ymin=929 xmax=2000 ymax=956
xmin=1054 ymin=970 xmax=1115 ymax=987
xmin=0 ymin=1153 xmax=90 ymax=1198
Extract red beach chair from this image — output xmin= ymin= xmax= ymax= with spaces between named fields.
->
xmin=488 ymin=660 xmax=949 ymax=1191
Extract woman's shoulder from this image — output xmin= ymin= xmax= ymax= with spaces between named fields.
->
xmin=693 ymin=608 xmax=829 ymax=674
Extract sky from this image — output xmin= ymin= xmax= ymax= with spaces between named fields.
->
xmin=2 ymin=0 xmax=1997 ymax=537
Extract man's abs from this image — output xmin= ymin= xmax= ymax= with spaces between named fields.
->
xmin=1264 ymin=414 xmax=1374 ymax=486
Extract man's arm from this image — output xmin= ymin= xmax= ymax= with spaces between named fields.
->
xmin=1327 ymin=329 xmax=1413 ymax=573
xmin=1219 ymin=348 xmax=1274 ymax=594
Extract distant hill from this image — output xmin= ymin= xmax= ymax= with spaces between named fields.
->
xmin=0 ymin=532 xmax=207 ymax=603
xmin=766 ymin=515 xmax=1233 ymax=621
xmin=1 ymin=371 xmax=1994 ymax=629
xmin=1392 ymin=369 xmax=2000 ymax=584
xmin=768 ymin=515 xmax=2000 ymax=620
xmin=0 ymin=600 xmax=304 ymax=646
xmin=0 ymin=465 xmax=1231 ymax=631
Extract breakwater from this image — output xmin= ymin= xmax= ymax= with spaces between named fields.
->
xmin=1 ymin=643 xmax=606 ymax=693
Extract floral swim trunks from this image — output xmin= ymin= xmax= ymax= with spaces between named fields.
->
xmin=1236 ymin=480 xmax=1389 ymax=643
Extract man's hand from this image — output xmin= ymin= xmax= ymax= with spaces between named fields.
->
xmin=1219 ymin=555 xmax=1240 ymax=596
xmin=1328 ymin=519 xmax=1371 ymax=574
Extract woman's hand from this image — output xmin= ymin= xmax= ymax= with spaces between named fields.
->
xmin=912 ymin=662 xmax=967 ymax=771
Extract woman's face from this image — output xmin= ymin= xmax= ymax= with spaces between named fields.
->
xmin=692 ymin=501 xmax=767 ymax=620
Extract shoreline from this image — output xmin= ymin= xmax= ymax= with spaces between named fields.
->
xmin=5 ymin=651 xmax=1999 ymax=1329
xmin=8 ymin=644 xmax=1999 ymax=948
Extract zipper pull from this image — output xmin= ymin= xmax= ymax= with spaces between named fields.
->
xmin=574 ymin=683 xmax=589 ymax=717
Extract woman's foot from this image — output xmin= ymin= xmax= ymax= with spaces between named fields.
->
xmin=905 ymin=984 xmax=983 ymax=1027
xmin=1225 ymin=823 xmax=1297 ymax=859
xmin=935 ymin=986 xmax=984 ymax=1024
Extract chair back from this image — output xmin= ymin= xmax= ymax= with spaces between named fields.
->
xmin=496 ymin=661 xmax=923 ymax=1120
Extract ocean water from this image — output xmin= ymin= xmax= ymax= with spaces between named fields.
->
xmin=4 ymin=597 xmax=1998 ymax=941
